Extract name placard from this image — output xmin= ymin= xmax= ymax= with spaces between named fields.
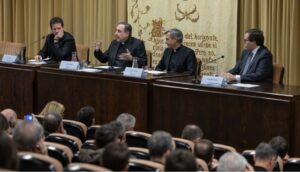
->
xmin=123 ymin=67 xmax=144 ymax=78
xmin=201 ymin=75 xmax=226 ymax=86
xmin=59 ymin=61 xmax=80 ymax=71
xmin=1 ymin=54 xmax=18 ymax=63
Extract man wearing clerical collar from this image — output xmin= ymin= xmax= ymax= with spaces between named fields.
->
xmin=155 ymin=28 xmax=197 ymax=75
xmin=94 ymin=22 xmax=147 ymax=68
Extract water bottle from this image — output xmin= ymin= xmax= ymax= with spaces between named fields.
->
xmin=132 ymin=56 xmax=138 ymax=68
xmin=18 ymin=48 xmax=25 ymax=64
xmin=71 ymin=51 xmax=78 ymax=61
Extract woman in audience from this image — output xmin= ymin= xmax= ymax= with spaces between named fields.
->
xmin=39 ymin=100 xmax=65 ymax=117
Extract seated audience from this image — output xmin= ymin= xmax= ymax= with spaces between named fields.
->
xmin=102 ymin=142 xmax=129 ymax=171
xmin=39 ymin=100 xmax=65 ymax=117
xmin=0 ymin=131 xmax=18 ymax=170
xmin=194 ymin=139 xmax=218 ymax=170
xmin=165 ymin=149 xmax=198 ymax=171
xmin=217 ymin=152 xmax=251 ymax=171
xmin=181 ymin=124 xmax=203 ymax=144
xmin=254 ymin=142 xmax=278 ymax=171
xmin=1 ymin=108 xmax=17 ymax=135
xmin=110 ymin=121 xmax=126 ymax=142
xmin=43 ymin=113 xmax=66 ymax=137
xmin=0 ymin=114 xmax=9 ymax=134
xmin=269 ymin=136 xmax=289 ymax=161
xmin=77 ymin=106 xmax=95 ymax=127
xmin=116 ymin=113 xmax=136 ymax=131
xmin=13 ymin=120 xmax=47 ymax=155
xmin=148 ymin=131 xmax=175 ymax=164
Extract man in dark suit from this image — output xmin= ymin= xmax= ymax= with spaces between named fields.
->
xmin=94 ymin=22 xmax=147 ymax=68
xmin=155 ymin=28 xmax=197 ymax=75
xmin=35 ymin=17 xmax=76 ymax=61
xmin=223 ymin=28 xmax=273 ymax=82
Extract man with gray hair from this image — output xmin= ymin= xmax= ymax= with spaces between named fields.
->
xmin=116 ymin=113 xmax=136 ymax=131
xmin=218 ymin=152 xmax=252 ymax=171
xmin=254 ymin=142 xmax=278 ymax=171
xmin=1 ymin=108 xmax=17 ymax=135
xmin=13 ymin=120 xmax=47 ymax=155
xmin=155 ymin=28 xmax=197 ymax=75
xmin=148 ymin=130 xmax=175 ymax=164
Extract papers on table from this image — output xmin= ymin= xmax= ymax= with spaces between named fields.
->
xmin=94 ymin=65 xmax=121 ymax=70
xmin=231 ymin=83 xmax=260 ymax=88
xmin=27 ymin=59 xmax=46 ymax=65
xmin=144 ymin=70 xmax=167 ymax=75
xmin=77 ymin=68 xmax=102 ymax=73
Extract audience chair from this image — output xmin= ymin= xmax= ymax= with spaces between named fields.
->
xmin=146 ymin=49 xmax=152 ymax=68
xmin=86 ymin=125 xmax=101 ymax=140
xmin=63 ymin=119 xmax=87 ymax=142
xmin=173 ymin=137 xmax=194 ymax=152
xmin=66 ymin=163 xmax=112 ymax=171
xmin=242 ymin=150 xmax=255 ymax=166
xmin=0 ymin=41 xmax=26 ymax=59
xmin=196 ymin=158 xmax=209 ymax=172
xmin=128 ymin=158 xmax=164 ymax=171
xmin=75 ymin=44 xmax=89 ymax=63
xmin=18 ymin=152 xmax=63 ymax=171
xmin=128 ymin=147 xmax=150 ymax=160
xmin=273 ymin=64 xmax=285 ymax=84
xmin=81 ymin=140 xmax=96 ymax=150
xmin=125 ymin=131 xmax=151 ymax=148
xmin=46 ymin=133 xmax=82 ymax=154
xmin=45 ymin=141 xmax=73 ymax=167
xmin=213 ymin=143 xmax=236 ymax=160
xmin=284 ymin=158 xmax=300 ymax=171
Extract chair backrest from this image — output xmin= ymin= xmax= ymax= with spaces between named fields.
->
xmin=242 ymin=150 xmax=255 ymax=166
xmin=128 ymin=147 xmax=150 ymax=160
xmin=63 ymin=119 xmax=87 ymax=142
xmin=173 ymin=137 xmax=194 ymax=152
xmin=125 ymin=131 xmax=151 ymax=148
xmin=66 ymin=162 xmax=112 ymax=171
xmin=45 ymin=141 xmax=73 ymax=167
xmin=81 ymin=140 xmax=97 ymax=150
xmin=128 ymin=158 xmax=164 ymax=171
xmin=45 ymin=133 xmax=82 ymax=154
xmin=146 ymin=49 xmax=152 ymax=68
xmin=86 ymin=125 xmax=101 ymax=140
xmin=213 ymin=143 xmax=236 ymax=160
xmin=284 ymin=158 xmax=300 ymax=171
xmin=18 ymin=152 xmax=63 ymax=171
xmin=273 ymin=64 xmax=284 ymax=84
xmin=76 ymin=44 xmax=89 ymax=63
xmin=34 ymin=114 xmax=45 ymax=125
xmin=0 ymin=41 xmax=26 ymax=58
xmin=196 ymin=158 xmax=209 ymax=172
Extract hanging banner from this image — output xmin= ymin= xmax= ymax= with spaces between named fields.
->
xmin=128 ymin=0 xmax=237 ymax=75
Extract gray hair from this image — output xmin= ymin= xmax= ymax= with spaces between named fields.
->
xmin=13 ymin=121 xmax=44 ymax=150
xmin=148 ymin=131 xmax=173 ymax=157
xmin=255 ymin=142 xmax=278 ymax=161
xmin=166 ymin=28 xmax=183 ymax=43
xmin=217 ymin=152 xmax=248 ymax=172
xmin=116 ymin=113 xmax=136 ymax=131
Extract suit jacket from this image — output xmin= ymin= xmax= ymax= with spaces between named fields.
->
xmin=94 ymin=37 xmax=147 ymax=68
xmin=38 ymin=31 xmax=76 ymax=61
xmin=229 ymin=46 xmax=273 ymax=82
xmin=155 ymin=45 xmax=197 ymax=75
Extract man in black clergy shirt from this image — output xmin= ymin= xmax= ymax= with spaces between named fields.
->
xmin=155 ymin=28 xmax=197 ymax=75
xmin=35 ymin=17 xmax=76 ymax=61
xmin=94 ymin=22 xmax=147 ymax=68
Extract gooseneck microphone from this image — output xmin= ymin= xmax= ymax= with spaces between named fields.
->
xmin=27 ymin=36 xmax=46 ymax=48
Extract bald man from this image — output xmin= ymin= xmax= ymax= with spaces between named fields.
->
xmin=1 ymin=108 xmax=17 ymax=135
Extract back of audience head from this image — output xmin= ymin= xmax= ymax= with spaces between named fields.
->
xmin=255 ymin=142 xmax=278 ymax=171
xmin=1 ymin=108 xmax=17 ymax=134
xmin=0 ymin=131 xmax=18 ymax=170
xmin=217 ymin=152 xmax=249 ymax=171
xmin=13 ymin=120 xmax=46 ymax=154
xmin=39 ymin=100 xmax=65 ymax=117
xmin=43 ymin=112 xmax=64 ymax=134
xmin=0 ymin=113 xmax=9 ymax=134
xmin=94 ymin=123 xmax=118 ymax=149
xmin=269 ymin=136 xmax=288 ymax=159
xmin=148 ymin=130 xmax=174 ymax=164
xmin=77 ymin=105 xmax=95 ymax=127
xmin=181 ymin=124 xmax=203 ymax=143
xmin=165 ymin=149 xmax=197 ymax=171
xmin=194 ymin=139 xmax=214 ymax=165
xmin=102 ymin=142 xmax=129 ymax=171
xmin=116 ymin=113 xmax=136 ymax=131
xmin=110 ymin=120 xmax=126 ymax=142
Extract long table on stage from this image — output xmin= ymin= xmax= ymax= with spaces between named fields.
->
xmin=150 ymin=76 xmax=300 ymax=156
xmin=36 ymin=66 xmax=187 ymax=131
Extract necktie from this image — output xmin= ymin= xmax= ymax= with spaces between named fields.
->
xmin=242 ymin=52 xmax=253 ymax=75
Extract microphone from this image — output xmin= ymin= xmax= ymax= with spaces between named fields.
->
xmin=27 ymin=36 xmax=46 ymax=48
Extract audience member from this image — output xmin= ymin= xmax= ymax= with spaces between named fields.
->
xmin=110 ymin=120 xmax=126 ymax=142
xmin=1 ymin=108 xmax=17 ymax=135
xmin=39 ymin=100 xmax=65 ymax=117
xmin=217 ymin=152 xmax=251 ymax=171
xmin=43 ymin=113 xmax=65 ymax=137
xmin=165 ymin=149 xmax=197 ymax=171
xmin=0 ymin=114 xmax=9 ymax=133
xmin=181 ymin=124 xmax=203 ymax=143
xmin=148 ymin=131 xmax=175 ymax=164
xmin=0 ymin=131 xmax=18 ymax=170
xmin=13 ymin=120 xmax=47 ymax=155
xmin=254 ymin=142 xmax=278 ymax=171
xmin=102 ymin=142 xmax=129 ymax=171
xmin=77 ymin=106 xmax=95 ymax=127
xmin=116 ymin=113 xmax=136 ymax=131
xmin=194 ymin=139 xmax=218 ymax=170
xmin=269 ymin=136 xmax=289 ymax=160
